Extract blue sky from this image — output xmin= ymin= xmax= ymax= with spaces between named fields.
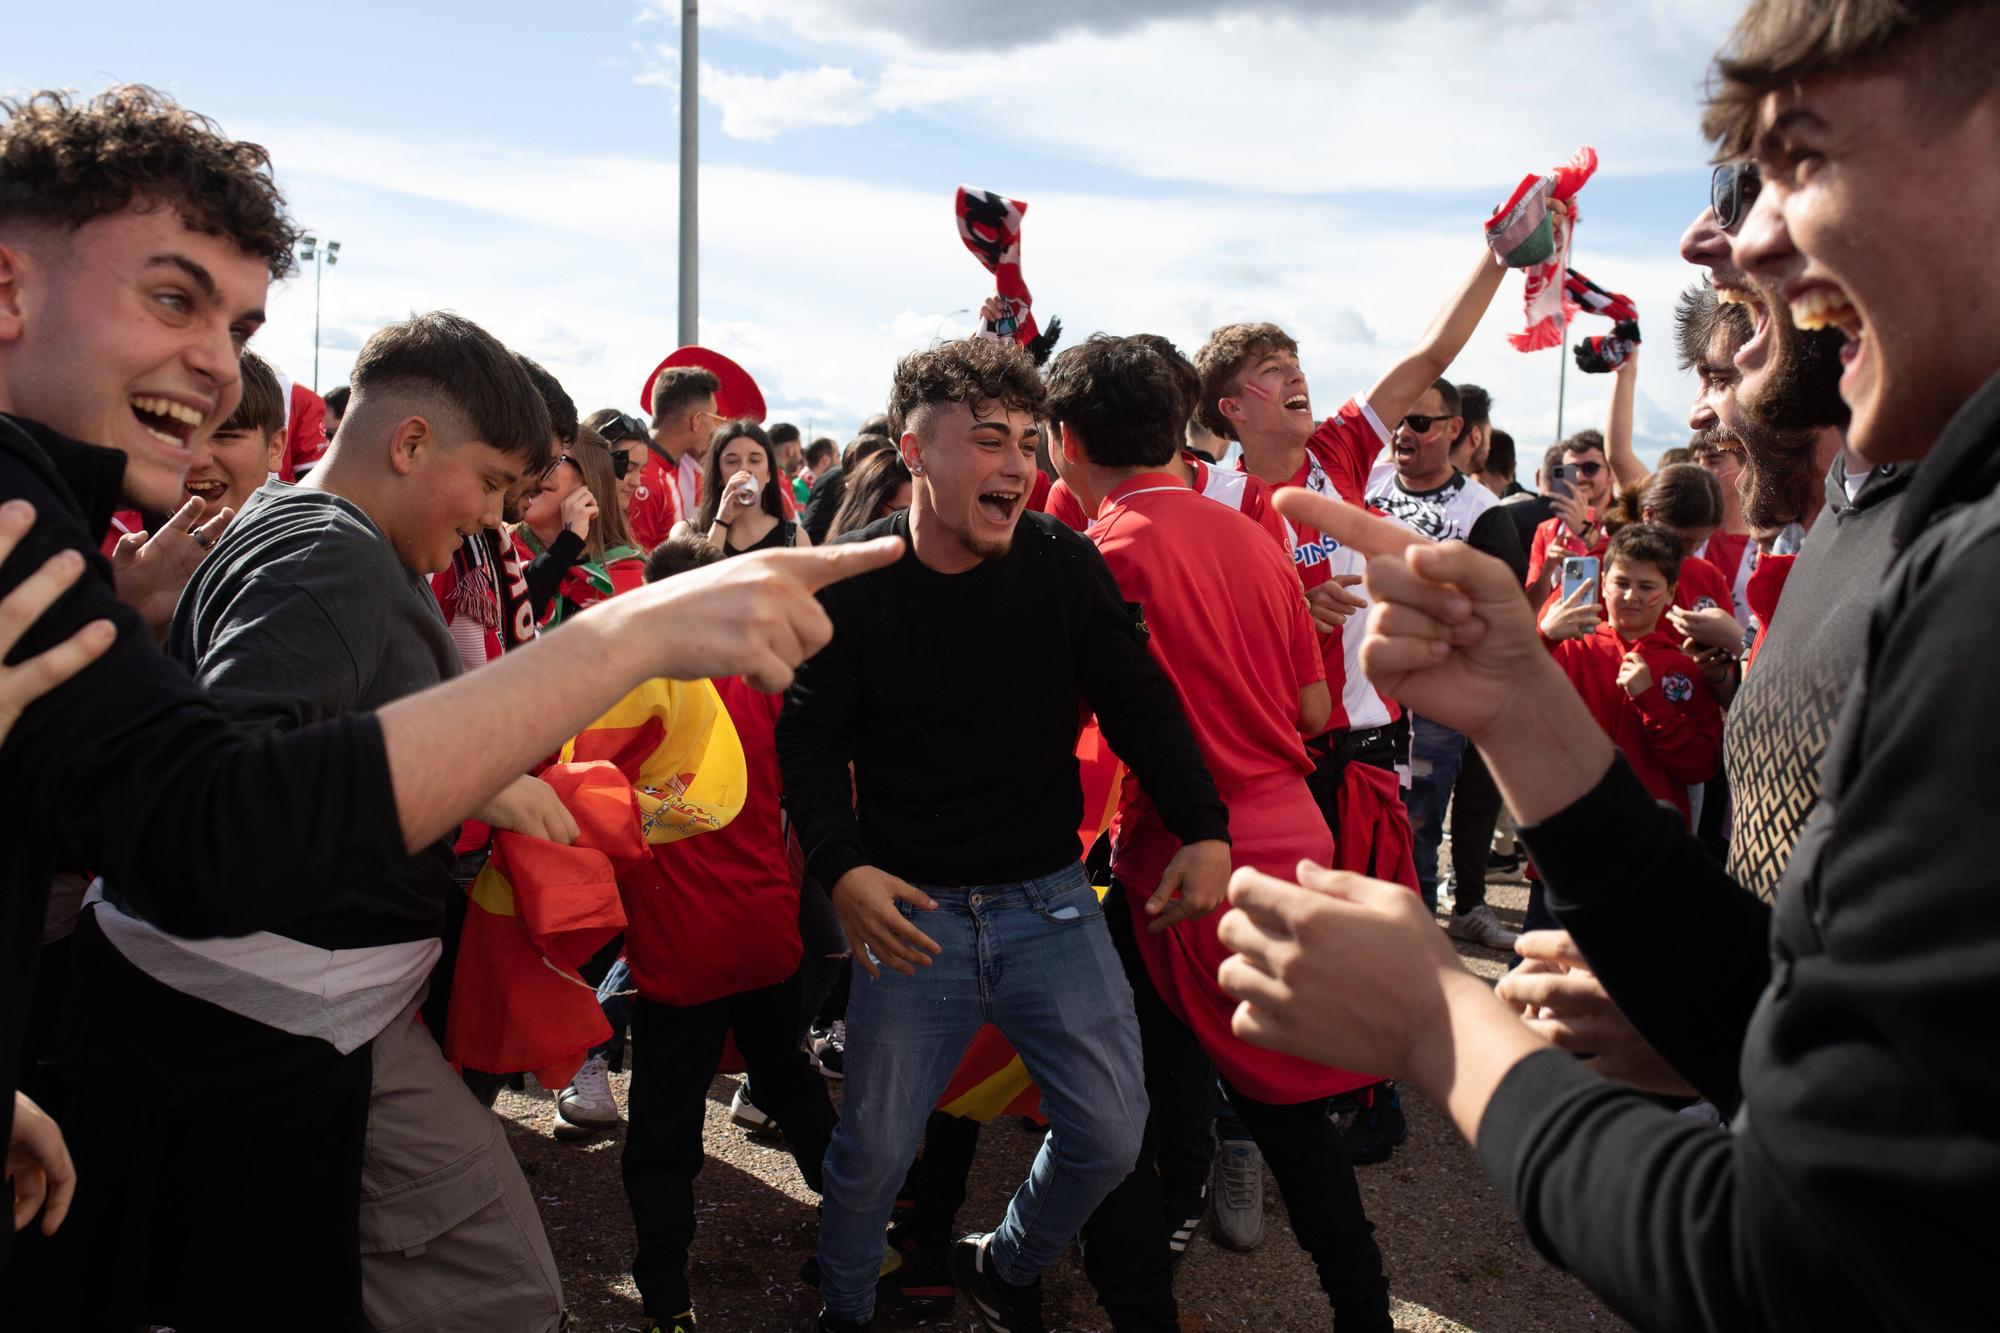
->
xmin=8 ymin=0 xmax=1746 ymax=465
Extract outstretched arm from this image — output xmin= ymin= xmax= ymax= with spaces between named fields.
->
xmin=1605 ymin=351 xmax=1647 ymax=494
xmin=1365 ymin=246 xmax=1510 ymax=428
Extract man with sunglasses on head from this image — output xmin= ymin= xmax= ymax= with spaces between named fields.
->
xmin=589 ymin=408 xmax=653 ymax=517
xmin=629 ymin=366 xmax=720 ymax=551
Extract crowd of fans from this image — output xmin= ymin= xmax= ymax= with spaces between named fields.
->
xmin=0 ymin=0 xmax=1995 ymax=1329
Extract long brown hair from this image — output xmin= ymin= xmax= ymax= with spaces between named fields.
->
xmin=828 ymin=450 xmax=913 ymax=540
xmin=693 ymin=420 xmax=786 ymax=531
xmin=1604 ymin=463 xmax=1722 ymax=536
xmin=562 ymin=428 xmax=635 ymax=564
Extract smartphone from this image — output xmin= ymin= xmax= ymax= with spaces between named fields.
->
xmin=1561 ymin=556 xmax=1600 ymax=606
xmin=1548 ymin=463 xmax=1578 ymax=502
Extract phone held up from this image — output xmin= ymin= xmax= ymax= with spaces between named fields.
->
xmin=1548 ymin=463 xmax=1578 ymax=503
xmin=1561 ymin=556 xmax=1600 ymax=608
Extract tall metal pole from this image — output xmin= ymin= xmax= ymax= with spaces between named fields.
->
xmin=677 ymin=0 xmax=698 ymax=346
xmin=312 ymin=250 xmax=324 ymax=393
xmin=1553 ymin=310 xmax=1569 ymax=443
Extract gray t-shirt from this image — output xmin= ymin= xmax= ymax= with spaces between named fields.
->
xmin=165 ymin=481 xmax=461 ymax=946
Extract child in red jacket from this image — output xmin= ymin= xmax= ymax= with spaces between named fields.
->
xmin=1538 ymin=523 xmax=1723 ymax=826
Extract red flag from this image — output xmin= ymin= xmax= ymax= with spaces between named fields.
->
xmin=955 ymin=186 xmax=1039 ymax=348
xmin=443 ymin=762 xmax=639 ymax=1089
xmin=1507 ymin=146 xmax=1599 ymax=352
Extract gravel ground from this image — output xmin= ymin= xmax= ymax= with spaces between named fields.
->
xmin=497 ymin=873 xmax=1628 ymax=1333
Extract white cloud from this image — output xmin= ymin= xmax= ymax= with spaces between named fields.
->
xmin=642 ymin=2 xmax=1725 ymax=193
xmin=635 ymin=44 xmax=878 ymax=141
xmin=244 ymin=119 xmax=1705 ymax=464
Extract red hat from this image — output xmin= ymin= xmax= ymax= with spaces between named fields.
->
xmin=640 ymin=346 xmax=767 ymax=423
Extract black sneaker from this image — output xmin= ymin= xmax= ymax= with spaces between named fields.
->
xmin=799 ymin=1234 xmax=954 ymax=1317
xmin=882 ymin=1221 xmax=956 ymax=1314
xmin=1485 ymin=849 xmax=1524 ymax=879
xmin=1341 ymin=1082 xmax=1408 ymax=1165
xmin=948 ymin=1233 xmax=1044 ymax=1333
xmin=641 ymin=1313 xmax=696 ymax=1333
xmin=808 ymin=1021 xmax=846 ymax=1079
xmin=815 ymin=1312 xmax=871 ymax=1332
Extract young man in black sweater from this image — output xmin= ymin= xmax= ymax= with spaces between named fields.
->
xmin=778 ymin=338 xmax=1230 ymax=1333
xmin=1213 ymin=3 xmax=2000 ymax=1328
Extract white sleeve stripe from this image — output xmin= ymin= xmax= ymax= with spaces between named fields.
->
xmin=1354 ymin=397 xmax=1392 ymax=446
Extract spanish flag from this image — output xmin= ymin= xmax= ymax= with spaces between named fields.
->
xmin=444 ymin=678 xmax=746 ymax=1088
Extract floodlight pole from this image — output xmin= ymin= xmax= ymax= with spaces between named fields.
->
xmin=678 ymin=0 xmax=699 ymax=346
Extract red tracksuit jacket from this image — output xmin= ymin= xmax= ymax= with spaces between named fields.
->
xmin=1549 ymin=623 xmax=1722 ymax=825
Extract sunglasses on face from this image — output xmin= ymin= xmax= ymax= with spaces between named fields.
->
xmin=1567 ymin=460 xmax=1605 ymax=478
xmin=608 ymin=449 xmax=636 ymax=479
xmin=1399 ymin=412 xmax=1456 ymax=435
xmin=1710 ymin=161 xmax=1761 ymax=234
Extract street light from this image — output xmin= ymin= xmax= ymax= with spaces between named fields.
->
xmin=298 ymin=234 xmax=343 ymax=393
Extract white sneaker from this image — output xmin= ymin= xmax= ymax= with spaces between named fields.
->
xmin=1207 ymin=1139 xmax=1266 ymax=1252
xmin=1446 ymin=903 xmax=1520 ymax=952
xmin=729 ymin=1082 xmax=783 ymax=1140
xmin=553 ymin=1053 xmax=620 ymax=1139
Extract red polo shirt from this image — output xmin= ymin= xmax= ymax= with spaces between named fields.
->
xmin=1548 ymin=622 xmax=1723 ymax=825
xmin=1092 ymin=473 xmax=1366 ymax=1103
xmin=627 ymin=450 xmax=685 ymax=551
xmin=1246 ymin=395 xmax=1398 ymax=734
xmin=1526 ymin=514 xmax=1609 ymax=589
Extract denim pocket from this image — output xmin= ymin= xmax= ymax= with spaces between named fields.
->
xmin=1029 ymin=877 xmax=1105 ymax=926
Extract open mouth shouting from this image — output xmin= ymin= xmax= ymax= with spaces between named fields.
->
xmin=976 ymin=487 xmax=1025 ymax=527
xmin=1283 ymin=393 xmax=1310 ymax=415
xmin=130 ymin=393 xmax=206 ymax=455
xmin=183 ymin=476 xmax=229 ymax=507
xmin=1786 ymin=279 xmax=1865 ymax=389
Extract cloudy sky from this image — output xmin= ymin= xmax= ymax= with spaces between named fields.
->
xmin=10 ymin=0 xmax=1746 ymax=468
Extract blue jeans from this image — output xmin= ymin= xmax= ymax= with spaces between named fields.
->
xmin=589 ymin=956 xmax=636 ymax=1061
xmin=1407 ymin=715 xmax=1466 ymax=913
xmin=816 ymin=863 xmax=1147 ymax=1321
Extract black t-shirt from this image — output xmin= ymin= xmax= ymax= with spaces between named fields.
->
xmin=777 ymin=509 xmax=1228 ymax=889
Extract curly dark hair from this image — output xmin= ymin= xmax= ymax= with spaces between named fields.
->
xmin=887 ymin=337 xmax=1046 ymax=440
xmin=0 ymin=85 xmax=300 ymax=279
xmin=1193 ymin=322 xmax=1299 ymax=441
xmin=1044 ymin=335 xmax=1184 ymax=471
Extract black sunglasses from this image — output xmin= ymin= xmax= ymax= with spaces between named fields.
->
xmin=1568 ymin=460 xmax=1605 ymax=478
xmin=1710 ymin=161 xmax=1761 ymax=234
xmin=1399 ymin=412 xmax=1456 ymax=435
xmin=608 ymin=449 xmax=636 ymax=479
xmin=595 ymin=412 xmax=650 ymax=447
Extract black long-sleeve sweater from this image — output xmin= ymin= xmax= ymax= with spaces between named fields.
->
xmin=0 ymin=414 xmax=406 ymax=1232
xmin=1483 ymin=368 xmax=2000 ymax=1332
xmin=777 ymin=509 xmax=1229 ymax=890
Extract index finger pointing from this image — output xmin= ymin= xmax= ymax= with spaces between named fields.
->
xmin=762 ymin=536 xmax=905 ymax=591
xmin=1272 ymin=489 xmax=1429 ymax=561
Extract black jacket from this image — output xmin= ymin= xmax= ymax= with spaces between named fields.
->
xmin=1484 ymin=368 xmax=2000 ymax=1332
xmin=0 ymin=415 xmax=406 ymax=1176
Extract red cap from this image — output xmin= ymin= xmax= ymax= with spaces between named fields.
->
xmin=640 ymin=346 xmax=767 ymax=423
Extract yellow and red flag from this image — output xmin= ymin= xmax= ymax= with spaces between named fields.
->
xmin=444 ymin=678 xmax=746 ymax=1088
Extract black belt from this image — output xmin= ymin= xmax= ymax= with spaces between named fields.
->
xmin=1309 ymin=716 xmax=1408 ymax=777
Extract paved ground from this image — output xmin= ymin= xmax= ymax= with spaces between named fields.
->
xmin=497 ymin=876 xmax=1630 ymax=1333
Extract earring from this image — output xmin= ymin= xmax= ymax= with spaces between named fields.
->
xmin=911 ymin=464 xmax=925 ymax=475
